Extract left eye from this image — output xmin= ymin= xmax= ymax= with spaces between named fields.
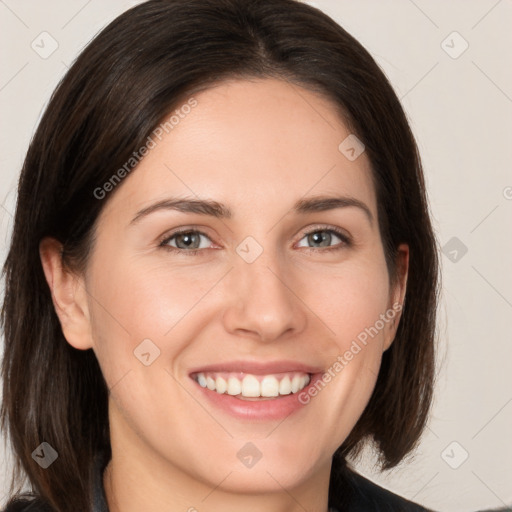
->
xmin=296 ymin=229 xmax=347 ymax=249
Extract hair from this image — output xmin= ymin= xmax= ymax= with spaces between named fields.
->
xmin=1 ymin=0 xmax=439 ymax=510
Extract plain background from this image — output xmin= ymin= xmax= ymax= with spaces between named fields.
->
xmin=0 ymin=1 xmax=511 ymax=510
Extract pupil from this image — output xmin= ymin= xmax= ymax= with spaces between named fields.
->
xmin=310 ymin=231 xmax=329 ymax=247
xmin=178 ymin=232 xmax=198 ymax=249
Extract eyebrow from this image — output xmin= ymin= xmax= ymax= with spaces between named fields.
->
xmin=130 ymin=194 xmax=373 ymax=225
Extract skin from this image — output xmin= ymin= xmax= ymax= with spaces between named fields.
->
xmin=40 ymin=78 xmax=408 ymax=512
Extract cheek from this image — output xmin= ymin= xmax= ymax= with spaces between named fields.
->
xmin=305 ymin=254 xmax=392 ymax=347
xmin=86 ymin=252 xmax=222 ymax=387
xmin=331 ymin=262 xmax=392 ymax=381
xmin=296 ymin=256 xmax=392 ymax=437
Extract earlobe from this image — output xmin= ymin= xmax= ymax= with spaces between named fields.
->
xmin=383 ymin=243 xmax=409 ymax=351
xmin=39 ymin=237 xmax=94 ymax=351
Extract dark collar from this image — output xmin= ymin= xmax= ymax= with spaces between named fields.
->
xmin=91 ymin=450 xmax=110 ymax=512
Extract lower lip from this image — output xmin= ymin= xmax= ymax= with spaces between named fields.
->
xmin=191 ymin=373 xmax=322 ymax=421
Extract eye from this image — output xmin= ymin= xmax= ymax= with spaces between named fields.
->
xmin=296 ymin=228 xmax=350 ymax=251
xmin=159 ymin=226 xmax=351 ymax=255
xmin=160 ymin=229 xmax=213 ymax=253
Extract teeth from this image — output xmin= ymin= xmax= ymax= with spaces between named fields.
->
xmin=227 ymin=377 xmax=241 ymax=396
xmin=206 ymin=376 xmax=216 ymax=391
xmin=195 ymin=372 xmax=311 ymax=398
xmin=215 ymin=376 xmax=227 ymax=394
xmin=261 ymin=376 xmax=279 ymax=397
xmin=197 ymin=373 xmax=207 ymax=388
xmin=278 ymin=375 xmax=292 ymax=395
xmin=291 ymin=375 xmax=301 ymax=393
xmin=242 ymin=375 xmax=260 ymax=397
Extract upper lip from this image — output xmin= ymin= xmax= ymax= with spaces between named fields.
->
xmin=188 ymin=360 xmax=324 ymax=376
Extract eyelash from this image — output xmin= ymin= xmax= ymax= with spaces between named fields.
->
xmin=158 ymin=226 xmax=351 ymax=256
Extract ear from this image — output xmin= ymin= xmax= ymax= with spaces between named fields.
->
xmin=39 ymin=237 xmax=94 ymax=350
xmin=383 ymin=243 xmax=409 ymax=351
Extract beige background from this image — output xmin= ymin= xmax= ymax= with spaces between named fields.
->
xmin=1 ymin=1 xmax=511 ymax=510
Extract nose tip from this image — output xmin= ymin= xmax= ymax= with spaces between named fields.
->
xmin=221 ymin=255 xmax=307 ymax=343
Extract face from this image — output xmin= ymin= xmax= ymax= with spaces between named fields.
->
xmin=43 ymin=78 xmax=407 ymax=496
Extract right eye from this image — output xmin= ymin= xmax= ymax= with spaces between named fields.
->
xmin=159 ymin=229 xmax=214 ymax=254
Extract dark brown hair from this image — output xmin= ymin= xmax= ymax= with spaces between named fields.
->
xmin=1 ymin=0 xmax=439 ymax=510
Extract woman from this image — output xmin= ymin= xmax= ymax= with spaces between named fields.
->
xmin=1 ymin=0 xmax=439 ymax=510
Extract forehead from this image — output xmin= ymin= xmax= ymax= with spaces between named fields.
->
xmin=101 ymin=78 xmax=377 ymax=221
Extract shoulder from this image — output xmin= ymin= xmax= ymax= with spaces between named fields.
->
xmin=336 ymin=470 xmax=434 ymax=512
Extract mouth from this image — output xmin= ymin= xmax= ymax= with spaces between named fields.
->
xmin=188 ymin=361 xmax=323 ymax=420
xmin=191 ymin=371 xmax=311 ymax=400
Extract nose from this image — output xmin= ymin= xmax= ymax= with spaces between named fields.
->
xmin=221 ymin=246 xmax=308 ymax=343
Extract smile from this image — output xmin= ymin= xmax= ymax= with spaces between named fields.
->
xmin=193 ymin=371 xmax=311 ymax=399
xmin=188 ymin=361 xmax=323 ymax=420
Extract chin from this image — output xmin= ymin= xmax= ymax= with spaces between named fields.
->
xmin=210 ymin=463 xmax=314 ymax=494
xmin=191 ymin=446 xmax=324 ymax=495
